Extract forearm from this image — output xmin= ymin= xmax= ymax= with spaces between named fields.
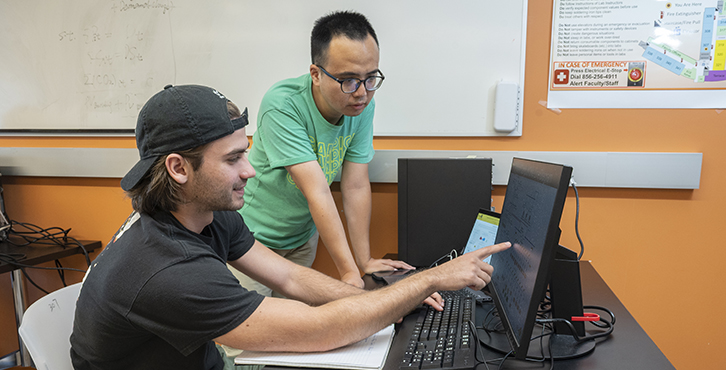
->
xmin=308 ymin=191 xmax=360 ymax=278
xmin=341 ymin=184 xmax=372 ymax=266
xmin=309 ymin=272 xmax=437 ymax=348
xmin=219 ymin=242 xmax=510 ymax=353
xmin=230 ymin=241 xmax=362 ymax=305
xmin=228 ymin=241 xmax=364 ymax=306
xmin=221 ymin=270 xmax=439 ymax=353
xmin=279 ymin=260 xmax=365 ymax=305
xmin=341 ymin=171 xmax=416 ymax=273
xmin=302 ymin=249 xmax=506 ymax=350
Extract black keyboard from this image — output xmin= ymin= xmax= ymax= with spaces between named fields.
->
xmin=399 ymin=290 xmax=477 ymax=369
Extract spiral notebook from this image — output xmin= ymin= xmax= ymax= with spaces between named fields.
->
xmin=234 ymin=324 xmax=395 ymax=370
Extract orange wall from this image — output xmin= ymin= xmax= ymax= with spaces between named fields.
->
xmin=1 ymin=1 xmax=724 ymax=368
xmin=322 ymin=1 xmax=725 ymax=368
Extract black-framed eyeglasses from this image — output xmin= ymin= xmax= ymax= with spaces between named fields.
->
xmin=316 ymin=65 xmax=385 ymax=94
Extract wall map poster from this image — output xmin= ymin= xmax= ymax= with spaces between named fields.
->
xmin=548 ymin=0 xmax=726 ymax=108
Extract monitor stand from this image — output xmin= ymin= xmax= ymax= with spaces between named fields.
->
xmin=478 ymin=325 xmax=596 ymax=360
xmin=478 ymin=245 xmax=596 ymax=360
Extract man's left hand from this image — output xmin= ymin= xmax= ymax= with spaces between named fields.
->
xmin=360 ymin=258 xmax=415 ymax=275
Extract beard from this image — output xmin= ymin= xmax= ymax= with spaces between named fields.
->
xmin=186 ymin=170 xmax=245 ymax=213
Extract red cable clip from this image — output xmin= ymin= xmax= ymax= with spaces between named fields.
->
xmin=572 ymin=313 xmax=600 ymax=322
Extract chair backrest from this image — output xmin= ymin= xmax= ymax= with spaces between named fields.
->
xmin=18 ymin=283 xmax=82 ymax=370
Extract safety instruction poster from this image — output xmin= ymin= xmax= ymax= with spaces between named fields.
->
xmin=548 ymin=0 xmax=726 ymax=108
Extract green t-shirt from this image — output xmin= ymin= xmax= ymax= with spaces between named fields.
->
xmin=240 ymin=74 xmax=375 ymax=249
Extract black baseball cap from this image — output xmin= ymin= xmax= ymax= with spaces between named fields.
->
xmin=121 ymin=84 xmax=249 ymax=191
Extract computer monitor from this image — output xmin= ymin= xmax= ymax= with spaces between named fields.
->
xmin=486 ymin=158 xmax=573 ymax=360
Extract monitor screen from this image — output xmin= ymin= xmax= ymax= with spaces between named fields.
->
xmin=487 ymin=158 xmax=572 ymax=360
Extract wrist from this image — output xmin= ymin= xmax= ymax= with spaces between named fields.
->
xmin=356 ymin=256 xmax=373 ymax=269
xmin=339 ymin=266 xmax=361 ymax=279
xmin=340 ymin=270 xmax=364 ymax=289
xmin=414 ymin=269 xmax=442 ymax=292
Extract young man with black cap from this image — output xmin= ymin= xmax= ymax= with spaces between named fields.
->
xmin=69 ymin=84 xmax=509 ymax=369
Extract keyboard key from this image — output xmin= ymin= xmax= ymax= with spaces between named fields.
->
xmin=398 ymin=290 xmax=477 ymax=370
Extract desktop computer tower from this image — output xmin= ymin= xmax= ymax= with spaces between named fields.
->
xmin=397 ymin=158 xmax=492 ymax=268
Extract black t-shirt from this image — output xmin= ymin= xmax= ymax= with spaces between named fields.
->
xmin=70 ymin=210 xmax=264 ymax=370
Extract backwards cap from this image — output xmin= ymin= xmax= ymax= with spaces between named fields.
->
xmin=120 ymin=84 xmax=248 ymax=191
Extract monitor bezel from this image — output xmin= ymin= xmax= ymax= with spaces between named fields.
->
xmin=487 ymin=157 xmax=573 ymax=360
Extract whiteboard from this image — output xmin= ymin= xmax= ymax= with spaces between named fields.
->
xmin=0 ymin=0 xmax=527 ymax=136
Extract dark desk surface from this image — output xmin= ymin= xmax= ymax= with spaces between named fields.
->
xmin=538 ymin=261 xmax=673 ymax=369
xmin=264 ymin=260 xmax=673 ymax=370
xmin=257 ymin=258 xmax=676 ymax=370
xmin=0 ymin=238 xmax=103 ymax=274
xmin=365 ymin=260 xmax=674 ymax=370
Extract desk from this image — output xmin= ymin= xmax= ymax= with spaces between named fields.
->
xmin=363 ymin=259 xmax=674 ymax=370
xmin=0 ymin=239 xmax=102 ymax=367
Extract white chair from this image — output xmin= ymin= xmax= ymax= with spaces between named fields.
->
xmin=18 ymin=282 xmax=82 ymax=370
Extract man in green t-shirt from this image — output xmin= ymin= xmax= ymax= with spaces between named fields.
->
xmin=236 ymin=11 xmax=413 ymax=293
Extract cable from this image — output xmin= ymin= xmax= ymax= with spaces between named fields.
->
xmin=0 ymin=256 xmax=87 ymax=295
xmin=497 ymin=350 xmax=513 ymax=370
xmin=56 ymin=259 xmax=67 ymax=286
xmin=479 ymin=301 xmax=615 ymax=365
xmin=570 ymin=179 xmax=586 ymax=260
xmin=6 ymin=220 xmax=91 ymax=266
xmin=428 ymin=249 xmax=458 ymax=268
xmin=8 ymin=222 xmax=70 ymax=244
xmin=481 ymin=306 xmax=504 ymax=334
xmin=19 ymin=267 xmax=50 ymax=295
xmin=469 ymin=320 xmax=492 ymax=370
xmin=528 ymin=322 xmax=551 ymax=366
xmin=535 ymin=309 xmax=615 ymax=343
xmin=1 ymin=220 xmax=92 ymax=293
xmin=584 ymin=305 xmax=616 ymax=329
xmin=0 ymin=253 xmax=86 ymax=273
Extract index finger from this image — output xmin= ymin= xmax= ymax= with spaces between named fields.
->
xmin=472 ymin=241 xmax=511 ymax=260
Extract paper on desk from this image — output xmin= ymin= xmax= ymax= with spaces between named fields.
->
xmin=234 ymin=324 xmax=395 ymax=370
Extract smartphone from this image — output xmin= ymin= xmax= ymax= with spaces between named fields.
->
xmin=462 ymin=209 xmax=501 ymax=264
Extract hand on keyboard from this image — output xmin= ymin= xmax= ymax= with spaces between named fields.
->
xmin=400 ymin=291 xmax=478 ymax=369
xmin=361 ymin=257 xmax=415 ymax=274
xmin=423 ymin=292 xmax=444 ymax=311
